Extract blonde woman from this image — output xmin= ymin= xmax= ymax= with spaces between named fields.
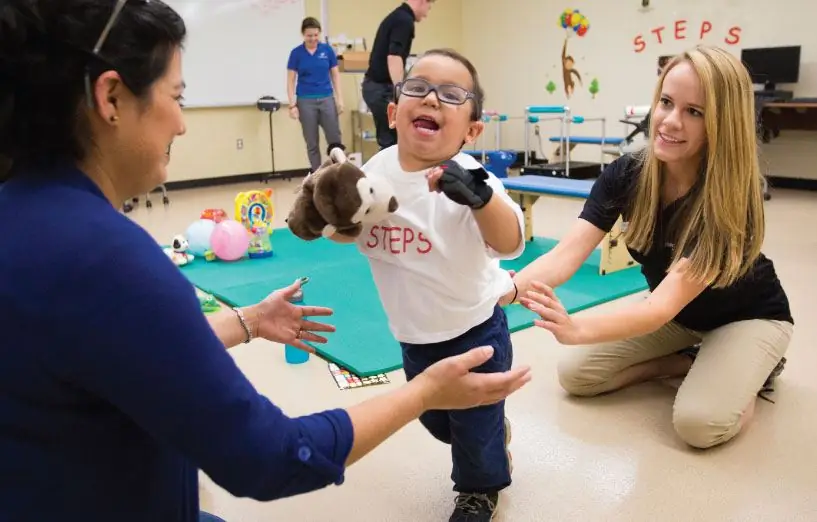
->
xmin=505 ymin=45 xmax=793 ymax=449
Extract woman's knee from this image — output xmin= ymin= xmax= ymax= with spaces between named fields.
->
xmin=672 ymin=400 xmax=742 ymax=449
xmin=556 ymin=349 xmax=608 ymax=397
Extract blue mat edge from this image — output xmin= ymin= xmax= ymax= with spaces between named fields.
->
xmin=184 ymin=269 xmax=406 ymax=376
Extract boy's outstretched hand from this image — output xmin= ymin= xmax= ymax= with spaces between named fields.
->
xmin=426 ymin=161 xmax=493 ymax=209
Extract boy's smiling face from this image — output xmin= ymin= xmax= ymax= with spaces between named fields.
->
xmin=387 ymin=54 xmax=483 ymax=171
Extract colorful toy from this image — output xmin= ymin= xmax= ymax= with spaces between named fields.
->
xmin=196 ymin=288 xmax=221 ymax=313
xmin=200 ymin=208 xmax=228 ymax=222
xmin=210 ymin=219 xmax=250 ymax=261
xmin=163 ymin=235 xmax=195 ymax=266
xmin=235 ymin=189 xmax=274 ymax=232
xmin=248 ymin=222 xmax=274 ymax=259
xmin=287 ymin=146 xmax=399 ymax=241
xmin=185 ymin=219 xmax=216 ymax=256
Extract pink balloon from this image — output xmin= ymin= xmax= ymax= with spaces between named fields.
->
xmin=210 ymin=220 xmax=250 ymax=261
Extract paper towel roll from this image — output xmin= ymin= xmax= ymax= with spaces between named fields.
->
xmin=625 ymin=105 xmax=650 ymax=118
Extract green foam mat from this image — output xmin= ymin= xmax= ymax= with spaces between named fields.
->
xmin=499 ymin=239 xmax=650 ymax=333
xmin=178 ymin=229 xmax=648 ymax=377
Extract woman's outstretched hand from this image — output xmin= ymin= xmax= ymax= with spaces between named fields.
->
xmin=411 ymin=346 xmax=532 ymax=411
xmin=519 ymin=281 xmax=585 ymax=345
xmin=253 ymin=280 xmax=335 ymax=353
xmin=342 ymin=345 xmax=531 ymax=467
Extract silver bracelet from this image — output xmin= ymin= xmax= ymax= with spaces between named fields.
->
xmin=232 ymin=307 xmax=252 ymax=344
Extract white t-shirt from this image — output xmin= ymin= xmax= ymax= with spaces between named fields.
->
xmin=355 ymin=146 xmax=525 ymax=344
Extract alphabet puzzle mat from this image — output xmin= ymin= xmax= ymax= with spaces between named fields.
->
xmin=328 ymin=362 xmax=390 ymax=390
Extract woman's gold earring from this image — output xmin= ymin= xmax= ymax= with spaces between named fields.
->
xmin=110 ymin=115 xmax=119 ymax=122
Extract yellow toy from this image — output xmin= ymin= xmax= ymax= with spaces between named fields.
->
xmin=235 ymin=189 xmax=274 ymax=229
xmin=235 ymin=189 xmax=275 ymax=258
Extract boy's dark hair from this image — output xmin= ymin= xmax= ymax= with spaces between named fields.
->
xmin=407 ymin=48 xmax=485 ymax=121
xmin=301 ymin=17 xmax=321 ymax=33
xmin=0 ymin=0 xmax=186 ymax=179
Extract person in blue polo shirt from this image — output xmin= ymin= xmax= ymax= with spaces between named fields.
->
xmin=287 ymin=17 xmax=345 ymax=172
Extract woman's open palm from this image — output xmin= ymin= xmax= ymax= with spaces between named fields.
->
xmin=415 ymin=346 xmax=532 ymax=410
xmin=255 ymin=280 xmax=335 ymax=353
xmin=520 ymin=281 xmax=584 ymax=345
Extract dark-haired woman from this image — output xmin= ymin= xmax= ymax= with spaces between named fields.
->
xmin=286 ymin=16 xmax=345 ymax=172
xmin=0 ymin=1 xmax=532 ymax=520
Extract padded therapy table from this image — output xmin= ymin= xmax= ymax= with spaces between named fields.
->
xmin=501 ymin=175 xmax=637 ymax=275
xmin=547 ymin=136 xmax=626 ymax=145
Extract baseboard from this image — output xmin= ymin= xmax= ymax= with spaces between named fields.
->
xmin=768 ymin=176 xmax=817 ymax=191
xmin=160 ymin=169 xmax=309 ymax=191
xmin=155 ymin=170 xmax=815 ymax=192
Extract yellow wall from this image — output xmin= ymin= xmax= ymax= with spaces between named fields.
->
xmin=168 ymin=0 xmax=462 ymax=182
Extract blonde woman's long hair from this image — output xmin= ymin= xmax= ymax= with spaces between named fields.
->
xmin=624 ymin=45 xmax=766 ymax=289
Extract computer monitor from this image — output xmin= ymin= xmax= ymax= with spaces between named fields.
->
xmin=741 ymin=46 xmax=801 ymax=90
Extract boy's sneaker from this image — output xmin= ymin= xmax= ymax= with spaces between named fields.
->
xmin=449 ymin=492 xmax=499 ymax=522
xmin=677 ymin=345 xmax=787 ymax=403
xmin=448 ymin=417 xmax=511 ymax=522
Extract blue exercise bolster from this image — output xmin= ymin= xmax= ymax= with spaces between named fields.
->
xmin=548 ymin=136 xmax=626 ymax=145
xmin=526 ymin=105 xmax=568 ymax=114
xmin=528 ymin=115 xmax=584 ymax=124
xmin=460 ymin=150 xmax=514 ymax=178
xmin=502 ymin=175 xmax=595 ymax=198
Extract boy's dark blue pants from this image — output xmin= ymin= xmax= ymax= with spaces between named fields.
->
xmin=400 ymin=305 xmax=513 ymax=494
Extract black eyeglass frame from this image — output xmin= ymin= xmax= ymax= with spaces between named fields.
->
xmin=394 ymin=77 xmax=480 ymax=120
xmin=394 ymin=78 xmax=475 ymax=105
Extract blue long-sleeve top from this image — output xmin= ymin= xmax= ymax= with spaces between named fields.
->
xmin=0 ymin=164 xmax=355 ymax=521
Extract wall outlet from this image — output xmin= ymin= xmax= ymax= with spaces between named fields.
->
xmin=236 ymin=138 xmax=244 ymax=150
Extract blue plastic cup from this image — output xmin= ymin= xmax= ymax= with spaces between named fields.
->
xmin=285 ymin=344 xmax=310 ymax=364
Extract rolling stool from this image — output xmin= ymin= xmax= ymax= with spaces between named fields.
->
xmin=122 ymin=185 xmax=170 ymax=213
xmin=142 ymin=184 xmax=170 ymax=208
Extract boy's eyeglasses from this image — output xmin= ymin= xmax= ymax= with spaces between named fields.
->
xmin=395 ymin=78 xmax=474 ymax=106
xmin=84 ymin=0 xmax=149 ymax=107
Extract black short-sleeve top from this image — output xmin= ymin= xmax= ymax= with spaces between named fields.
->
xmin=578 ymin=154 xmax=793 ymax=332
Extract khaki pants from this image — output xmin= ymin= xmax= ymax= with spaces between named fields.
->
xmin=557 ymin=319 xmax=794 ymax=448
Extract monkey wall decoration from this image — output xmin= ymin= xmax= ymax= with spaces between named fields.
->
xmin=561 ymin=38 xmax=582 ymax=98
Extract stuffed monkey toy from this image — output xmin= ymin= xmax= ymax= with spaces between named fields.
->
xmin=287 ymin=146 xmax=398 ymax=241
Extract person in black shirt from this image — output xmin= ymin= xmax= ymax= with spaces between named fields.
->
xmin=506 ymin=45 xmax=794 ymax=450
xmin=362 ymin=1 xmax=434 ymax=149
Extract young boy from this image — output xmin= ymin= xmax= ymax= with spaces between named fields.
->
xmin=333 ymin=48 xmax=525 ymax=522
